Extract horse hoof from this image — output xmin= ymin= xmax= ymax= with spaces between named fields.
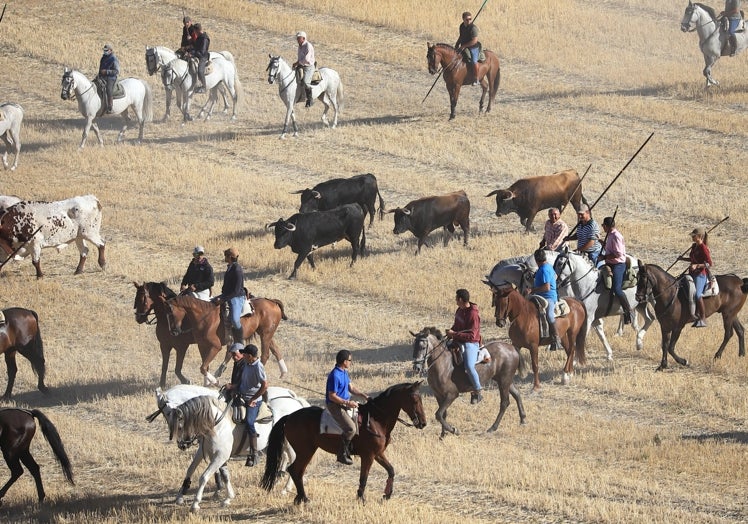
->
xmin=38 ymin=385 xmax=49 ymax=395
xmin=452 ymin=427 xmax=460 ymax=436
xmin=221 ymin=499 xmax=231 ymax=508
xmin=486 ymin=425 xmax=498 ymax=433
xmin=175 ymin=496 xmax=185 ymax=505
xmin=190 ymin=504 xmax=200 ymax=512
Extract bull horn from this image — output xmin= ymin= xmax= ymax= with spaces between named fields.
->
xmin=402 ymin=208 xmax=411 ymax=215
xmin=409 ymin=330 xmax=419 ymax=337
xmin=289 ymin=189 xmax=306 ymax=194
xmin=312 ymin=190 xmax=321 ymax=199
xmin=284 ymin=223 xmax=296 ymax=231
xmin=266 ymin=221 xmax=279 ymax=229
xmin=485 ymin=190 xmax=500 ymax=197
xmin=385 ymin=208 xmax=398 ymax=214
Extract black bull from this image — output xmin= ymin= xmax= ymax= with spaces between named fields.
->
xmin=389 ymin=190 xmax=470 ymax=254
xmin=292 ymin=173 xmax=385 ymax=227
xmin=267 ymin=203 xmax=366 ymax=279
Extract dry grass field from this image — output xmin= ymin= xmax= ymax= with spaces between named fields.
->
xmin=0 ymin=0 xmax=747 ymax=522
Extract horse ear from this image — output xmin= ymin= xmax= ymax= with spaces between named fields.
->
xmin=413 ymin=380 xmax=423 ymax=389
xmin=269 ymin=53 xmax=272 ymax=58
xmin=133 ymin=281 xmax=141 ymax=287
xmin=409 ymin=330 xmax=418 ymax=337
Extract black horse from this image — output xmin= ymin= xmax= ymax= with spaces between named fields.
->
xmin=0 ymin=308 xmax=47 ymax=400
xmin=0 ymin=408 xmax=74 ymax=504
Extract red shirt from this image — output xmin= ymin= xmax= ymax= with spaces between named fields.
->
xmin=689 ymin=243 xmax=713 ymax=276
xmin=451 ymin=303 xmax=481 ymax=343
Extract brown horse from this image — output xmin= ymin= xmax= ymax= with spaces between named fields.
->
xmin=411 ymin=327 xmax=526 ymax=438
xmin=426 ymin=42 xmax=500 ymax=120
xmin=164 ymin=295 xmax=288 ymax=385
xmin=261 ymin=382 xmax=427 ymax=504
xmin=635 ymin=262 xmax=748 ymax=371
xmin=0 ymin=408 xmax=74 ymax=505
xmin=491 ymin=285 xmax=588 ymax=390
xmin=0 ymin=308 xmax=47 ymax=400
xmin=133 ymin=282 xmax=196 ymax=388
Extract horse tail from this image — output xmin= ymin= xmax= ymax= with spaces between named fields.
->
xmin=515 ymin=347 xmax=528 ymax=378
xmin=359 ymin=223 xmax=366 ymax=255
xmin=741 ymin=278 xmax=748 ymax=294
xmin=490 ymin=53 xmax=501 ymax=101
xmin=234 ymin=73 xmax=243 ymax=112
xmin=21 ymin=310 xmax=46 ymax=389
xmin=218 ymin=51 xmax=236 ymax=66
xmin=31 ymin=409 xmax=75 ymax=485
xmin=269 ymin=298 xmax=288 ymax=321
xmin=336 ymin=76 xmax=344 ymax=113
xmin=142 ymin=81 xmax=154 ymax=123
xmin=260 ymin=414 xmax=288 ymax=491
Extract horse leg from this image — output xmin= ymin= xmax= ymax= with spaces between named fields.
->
xmin=287 ymin=453 xmax=312 ymax=504
xmin=20 ymin=451 xmax=44 ymax=503
xmin=0 ymin=453 xmax=24 ymax=504
xmin=176 ymin=447 xmax=203 ymax=505
xmin=356 ymin=453 xmax=375 ymax=502
xmin=191 ymin=458 xmax=223 ymax=512
xmin=374 ymin=454 xmax=396 ymax=500
xmin=73 ymin=237 xmax=89 ymax=275
xmin=448 ymin=85 xmax=461 ymax=120
xmin=2 ymin=351 xmax=18 ymax=400
xmin=529 ymin=344 xmax=541 ymax=391
xmin=734 ymin=318 xmax=746 ymax=357
xmin=158 ymin=343 xmax=171 ymax=388
xmin=510 ymin=383 xmax=527 ymax=425
xmin=666 ymin=327 xmax=688 ymax=367
xmin=174 ymin=345 xmax=191 ymax=385
xmin=657 ymin=331 xmax=671 ymax=371
xmin=268 ymin=339 xmax=288 ymax=378
xmin=0 ymin=134 xmax=11 ymax=169
xmin=321 ymin=99 xmax=330 ymax=128
xmin=487 ymin=383 xmax=511 ymax=432
xmin=713 ymin=315 xmax=740 ymax=359
xmin=592 ymin=317 xmax=614 ymax=361
xmin=637 ymin=304 xmax=656 ymax=352
xmin=479 ymin=83 xmax=487 ymax=113
xmin=281 ymin=104 xmax=294 ymax=139
xmin=116 ymin=115 xmax=129 ymax=144
xmin=162 ymin=87 xmax=172 ymax=122
xmin=562 ymin=328 xmax=575 ymax=386
xmin=435 ymin=394 xmax=459 ymax=438
xmin=79 ymin=116 xmax=96 ymax=150
xmin=703 ymin=55 xmax=720 ymax=87
xmin=217 ymin=463 xmax=235 ymax=507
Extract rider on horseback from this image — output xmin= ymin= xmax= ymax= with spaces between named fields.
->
xmin=188 ymin=23 xmax=210 ymax=93
xmin=210 ymin=247 xmax=245 ymax=346
xmin=98 ymin=44 xmax=119 ymax=114
xmin=446 ymin=289 xmax=483 ymax=404
xmin=456 ymin=11 xmax=480 ymax=85
xmin=177 ymin=16 xmax=194 ymax=59
xmin=237 ymin=344 xmax=267 ymax=467
xmin=326 ymin=350 xmax=369 ymax=465
xmin=531 ymin=249 xmax=564 ymax=351
xmin=601 ymin=217 xmax=634 ymax=326
xmin=180 ymin=245 xmax=214 ymax=300
xmin=720 ymin=0 xmax=743 ymax=56
xmin=293 ymin=31 xmax=316 ymax=107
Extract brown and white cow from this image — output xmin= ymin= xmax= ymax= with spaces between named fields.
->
xmin=0 ymin=195 xmax=106 ymax=278
xmin=389 ymin=190 xmax=470 ymax=254
xmin=486 ymin=169 xmax=587 ymax=232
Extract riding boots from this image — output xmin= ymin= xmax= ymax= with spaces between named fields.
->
xmin=470 ymin=391 xmax=483 ymax=404
xmin=246 ymin=435 xmax=258 ymax=467
xmin=693 ymin=297 xmax=707 ymax=328
xmin=305 ymin=87 xmax=314 ymax=107
xmin=232 ymin=327 xmax=244 ymax=346
xmin=729 ymin=35 xmax=738 ymax=57
xmin=619 ymin=294 xmax=633 ymax=325
xmin=337 ymin=439 xmax=353 ymax=465
xmin=548 ymin=322 xmax=563 ymax=351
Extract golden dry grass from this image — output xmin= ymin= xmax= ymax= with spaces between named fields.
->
xmin=0 ymin=0 xmax=747 ymax=522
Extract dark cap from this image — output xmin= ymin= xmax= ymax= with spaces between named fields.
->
xmin=240 ymin=344 xmax=259 ymax=357
xmin=183 ymin=16 xmax=191 ymax=23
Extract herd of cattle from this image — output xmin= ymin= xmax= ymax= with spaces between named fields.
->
xmin=0 ymin=168 xmax=586 ymax=279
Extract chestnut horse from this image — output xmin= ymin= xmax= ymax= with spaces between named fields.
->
xmin=426 ymin=42 xmax=500 ymax=120
xmin=635 ymin=262 xmax=748 ymax=371
xmin=0 ymin=408 xmax=74 ymax=505
xmin=411 ymin=327 xmax=526 ymax=438
xmin=164 ymin=295 xmax=288 ymax=386
xmin=0 ymin=308 xmax=47 ymax=400
xmin=261 ymin=382 xmax=427 ymax=504
xmin=133 ymin=282 xmax=196 ymax=388
xmin=490 ymin=285 xmax=587 ymax=390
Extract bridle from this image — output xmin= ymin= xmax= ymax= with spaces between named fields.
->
xmin=133 ymin=288 xmax=157 ymax=325
xmin=266 ymin=57 xmax=295 ymax=96
xmin=636 ymin=265 xmax=680 ymax=312
xmin=681 ymin=3 xmax=719 ymax=34
xmin=145 ymin=48 xmax=161 ymax=75
xmin=162 ymin=63 xmax=189 ymax=91
xmin=411 ymin=334 xmax=449 ymax=374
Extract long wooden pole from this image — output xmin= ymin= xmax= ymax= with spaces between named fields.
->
xmin=665 ymin=215 xmax=729 ymax=272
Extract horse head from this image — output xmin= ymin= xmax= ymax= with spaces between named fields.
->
xmin=410 ymin=328 xmax=441 ymax=375
xmin=402 ymin=381 xmax=427 ymax=429
xmin=491 ymin=284 xmax=515 ymax=328
xmin=681 ymin=1 xmax=698 ymax=32
xmin=635 ymin=260 xmax=653 ymax=304
xmin=60 ymin=68 xmax=75 ymax=100
xmin=133 ymin=281 xmax=153 ymax=324
xmin=145 ymin=46 xmax=160 ymax=75
xmin=266 ymin=55 xmax=280 ymax=84
xmin=426 ymin=42 xmax=439 ymax=74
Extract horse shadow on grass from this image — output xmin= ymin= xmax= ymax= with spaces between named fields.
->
xmin=682 ymin=431 xmax=748 ymax=444
xmin=257 ymin=114 xmax=421 ymax=137
xmin=5 ymin=377 xmax=156 ymax=409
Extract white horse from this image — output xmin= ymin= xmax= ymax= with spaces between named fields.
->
xmin=486 ymin=250 xmax=655 ymax=360
xmin=0 ymin=103 xmax=23 ymax=170
xmin=144 ymin=46 xmax=234 ymax=121
xmin=153 ymin=384 xmax=308 ymax=512
xmin=60 ymin=68 xmax=153 ymax=149
xmin=681 ymin=1 xmax=748 ymax=87
xmin=161 ymin=56 xmax=242 ymax=123
xmin=266 ymin=55 xmax=343 ymax=139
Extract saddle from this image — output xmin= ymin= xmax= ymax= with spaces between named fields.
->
xmin=187 ymin=57 xmax=214 ymax=76
xmin=447 ymin=340 xmax=491 ymax=368
xmin=94 ymin=76 xmax=125 ymax=100
xmin=295 ymin=63 xmax=322 ymax=86
xmin=320 ymin=406 xmax=360 ymax=436
xmin=683 ymin=271 xmax=719 ymax=312
xmin=231 ymin=396 xmax=272 ymax=425
xmin=528 ymin=295 xmax=571 ymax=339
xmin=600 ymin=256 xmax=638 ymax=291
xmin=460 ymin=43 xmax=486 ymax=63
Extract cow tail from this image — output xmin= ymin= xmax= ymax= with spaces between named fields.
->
xmin=741 ymin=278 xmax=748 ymax=294
xmin=377 ymin=189 xmax=386 ymax=220
xmin=360 ymin=225 xmax=367 ymax=256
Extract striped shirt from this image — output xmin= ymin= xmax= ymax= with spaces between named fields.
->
xmin=577 ymin=219 xmax=601 ymax=254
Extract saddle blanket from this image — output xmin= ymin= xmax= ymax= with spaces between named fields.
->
xmin=240 ymin=299 xmax=254 ymax=317
xmin=320 ymin=407 xmax=358 ymax=436
xmin=476 ymin=346 xmax=491 ymax=364
xmin=528 ymin=295 xmax=571 ymax=339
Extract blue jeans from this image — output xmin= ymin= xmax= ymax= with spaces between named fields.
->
xmin=729 ymin=18 xmax=741 ymax=34
xmin=544 ymin=296 xmax=557 ymax=323
xmin=245 ymin=399 xmax=262 ymax=437
xmin=610 ymin=263 xmax=626 ymax=300
xmin=463 ymin=342 xmax=481 ymax=391
xmin=468 ymin=46 xmax=479 ymax=63
xmin=694 ymin=273 xmax=708 ymax=299
xmin=228 ymin=295 xmax=245 ymax=330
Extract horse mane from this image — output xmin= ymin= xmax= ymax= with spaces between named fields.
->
xmin=695 ymin=3 xmax=717 ymax=20
xmin=421 ymin=326 xmax=443 ymax=339
xmin=148 ymin=281 xmax=177 ymax=299
xmin=172 ymin=294 xmax=214 ymax=312
xmin=434 ymin=43 xmax=456 ymax=51
xmin=174 ymin=395 xmax=221 ymax=438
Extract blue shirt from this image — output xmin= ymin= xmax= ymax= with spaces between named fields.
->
xmin=534 ymin=262 xmax=557 ymax=301
xmin=239 ymin=359 xmax=266 ymax=398
xmin=325 ymin=365 xmax=350 ymax=404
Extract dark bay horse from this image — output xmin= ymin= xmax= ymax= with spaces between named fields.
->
xmin=490 ymin=285 xmax=587 ymax=390
xmin=165 ymin=295 xmax=288 ymax=386
xmin=0 ymin=408 xmax=74 ymax=505
xmin=426 ymin=42 xmax=500 ymax=120
xmin=0 ymin=308 xmax=47 ymax=400
xmin=261 ymin=382 xmax=427 ymax=504
xmin=411 ymin=327 xmax=526 ymax=438
xmin=133 ymin=282 xmax=196 ymax=388
xmin=635 ymin=262 xmax=748 ymax=371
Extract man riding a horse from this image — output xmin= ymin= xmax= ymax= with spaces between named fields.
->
xmin=177 ymin=16 xmax=194 ymax=58
xmin=186 ymin=23 xmax=210 ymax=93
xmin=531 ymin=249 xmax=564 ymax=351
xmin=456 ymin=11 xmax=481 ymax=85
xmin=180 ymin=245 xmax=214 ymax=300
xmin=210 ymin=247 xmax=246 ymax=346
xmin=293 ymin=31 xmax=316 ymax=107
xmin=98 ymin=44 xmax=119 ymax=114
xmin=326 ymin=349 xmax=370 ymax=465
xmin=721 ymin=0 xmax=743 ymax=55
xmin=446 ymin=288 xmax=483 ymax=404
